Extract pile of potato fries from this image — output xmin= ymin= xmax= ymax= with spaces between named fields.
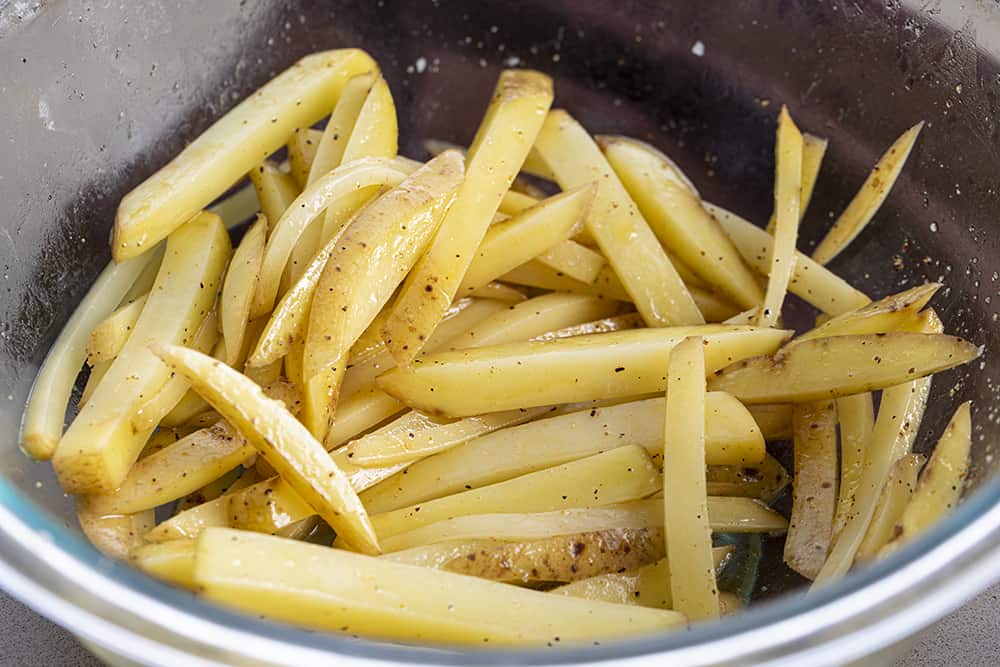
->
xmin=20 ymin=49 xmax=978 ymax=645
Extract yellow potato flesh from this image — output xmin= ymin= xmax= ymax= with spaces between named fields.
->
xmin=220 ymin=214 xmax=267 ymax=364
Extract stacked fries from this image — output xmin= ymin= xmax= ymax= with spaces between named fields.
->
xmin=20 ymin=48 xmax=979 ymax=645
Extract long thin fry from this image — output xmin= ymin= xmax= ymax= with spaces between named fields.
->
xmin=535 ymin=239 xmax=607 ymax=285
xmin=248 ymin=161 xmax=298 ymax=233
xmin=795 ymin=283 xmax=939 ymax=343
xmin=131 ymin=540 xmax=196 ymax=589
xmin=77 ymin=504 xmax=154 ymax=560
xmin=307 ymin=74 xmax=374 ymax=183
xmin=765 ymin=133 xmax=828 ymax=233
xmin=144 ymin=470 xmax=260 ymax=543
xmin=856 ymin=453 xmax=925 ymax=561
xmin=706 ymin=455 xmax=790 ymax=502
xmin=220 ymin=214 xmax=267 ymax=365
xmin=86 ymin=295 xmax=148 ymax=364
xmin=832 ymin=393 xmax=874 ymax=540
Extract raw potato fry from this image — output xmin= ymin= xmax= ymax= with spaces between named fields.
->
xmin=360 ymin=393 xmax=766 ymax=514
xmin=249 ymin=160 xmax=298 ymax=232
xmin=468 ymin=282 xmax=526 ymax=302
xmin=21 ymin=245 xmax=164 ymax=460
xmin=143 ymin=470 xmax=258 ymax=543
xmin=86 ymin=295 xmax=147 ymax=364
xmin=765 ymin=133 xmax=828 ymax=233
xmin=288 ymin=128 xmax=322 ymax=188
xmin=812 ymin=123 xmax=923 ymax=265
xmin=748 ymin=404 xmax=793 ymax=441
xmin=706 ymin=455 xmax=790 ymax=502
xmin=599 ymin=135 xmax=763 ymax=309
xmin=77 ymin=504 xmax=154 ymax=561
xmin=227 ymin=476 xmax=314 ymax=534
xmin=531 ymin=313 xmax=644 ymax=341
xmin=83 ymin=422 xmax=250 ymax=516
xmin=535 ymin=239 xmax=607 ymax=285
xmin=832 ymin=393 xmax=874 ymax=539
xmin=662 ymin=337 xmax=719 ymax=621
xmin=784 ymin=401 xmax=838 ymax=580
xmin=552 ymin=547 xmax=734 ymax=608
xmin=53 ymin=214 xmax=230 ymax=494
xmin=795 ymin=283 xmax=939 ymax=343
xmin=370 ymin=445 xmax=659 ymax=542
xmin=423 ymin=137 xmax=557 ymax=182
xmin=176 ymin=466 xmax=245 ymax=513
xmin=757 ymin=107 xmax=803 ymax=327
xmin=533 ymin=110 xmax=703 ymax=326
xmin=131 ymin=540 xmax=196 ymax=589
xmin=457 ymin=185 xmax=594 ymax=294
xmin=708 ymin=333 xmax=979 ymax=404
xmin=898 ymin=401 xmax=972 ymax=542
xmin=195 ymin=528 xmax=685 ymax=645
xmin=220 ymin=214 xmax=267 ymax=364
xmin=856 ymin=453 xmax=925 ymax=561
xmin=307 ymin=74 xmax=374 ymax=183
xmin=497 ymin=189 xmax=539 ymax=216
xmin=705 ymin=203 xmax=870 ymax=315
xmin=383 ymin=70 xmax=554 ymax=364
xmin=119 ymin=249 xmax=165 ymax=306
xmin=377 ymin=326 xmax=791 ymax=417
xmin=113 ymin=50 xmax=376 ymax=260
xmin=152 ymin=345 xmax=380 ymax=555
xmin=501 ymin=261 xmax=632 ymax=301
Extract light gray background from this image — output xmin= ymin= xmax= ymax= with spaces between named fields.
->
xmin=1 ymin=586 xmax=998 ymax=666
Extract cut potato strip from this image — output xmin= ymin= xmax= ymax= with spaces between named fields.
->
xmin=249 ymin=161 xmax=298 ymax=233
xmin=897 ymin=401 xmax=972 ymax=543
xmin=708 ymin=333 xmax=978 ymax=404
xmin=287 ymin=128 xmax=322 ymax=188
xmin=195 ymin=527 xmax=684 ymax=645
xmin=378 ymin=326 xmax=791 ymax=417
xmin=599 ymin=135 xmax=763 ymax=309
xmin=457 ymin=185 xmax=593 ymax=294
xmin=370 ymin=445 xmax=659 ymax=542
xmin=175 ymin=465 xmax=245 ymax=513
xmin=53 ymin=214 xmax=230 ymax=494
xmin=360 ymin=393 xmax=767 ymax=514
xmin=552 ymin=547 xmax=734 ymax=608
xmin=113 ymin=49 xmax=376 ymax=260
xmin=784 ymin=400 xmax=838 ymax=580
xmin=131 ymin=540 xmax=196 ymax=589
xmin=143 ymin=470 xmax=260 ymax=543
xmin=86 ymin=295 xmax=147 ymax=364
xmin=706 ymin=203 xmax=870 ymax=315
xmin=747 ymin=404 xmax=793 ymax=441
xmin=757 ymin=107 xmax=803 ymax=327
xmin=220 ymin=214 xmax=267 ymax=365
xmin=502 ymin=261 xmax=632 ymax=301
xmin=531 ymin=313 xmax=644 ymax=341
xmin=812 ymin=123 xmax=923 ymax=265
xmin=227 ymin=476 xmax=314 ymax=535
xmin=662 ymin=336 xmax=719 ymax=620
xmin=706 ymin=455 xmax=790 ymax=502
xmin=467 ymin=282 xmax=527 ymax=303
xmin=765 ymin=133 xmax=828 ymax=233
xmin=383 ymin=71 xmax=553 ymax=365
xmin=152 ymin=344 xmax=379 ymax=555
xmin=795 ymin=283 xmax=939 ymax=343
xmin=21 ymin=245 xmax=164 ymax=460
xmin=533 ymin=110 xmax=703 ymax=326
xmin=423 ymin=137 xmax=557 ymax=182
xmin=832 ymin=393 xmax=874 ymax=542
xmin=535 ymin=239 xmax=607 ymax=285
xmin=856 ymin=453 xmax=925 ymax=562
xmin=77 ymin=504 xmax=154 ymax=561
xmin=307 ymin=74 xmax=375 ymax=184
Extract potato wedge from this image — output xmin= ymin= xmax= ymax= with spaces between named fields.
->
xmin=599 ymin=135 xmax=763 ymax=309
xmin=249 ymin=160 xmax=298 ymax=232
xmin=195 ymin=527 xmax=684 ymax=645
xmin=706 ymin=455 xmax=790 ymax=502
xmin=784 ymin=400 xmax=838 ymax=580
xmin=708 ymin=333 xmax=979 ymax=404
xmin=227 ymin=476 xmax=314 ymax=535
xmin=382 ymin=70 xmax=554 ymax=364
xmin=152 ymin=344 xmax=379 ymax=555
xmin=795 ymin=283 xmax=939 ymax=343
xmin=360 ymin=393 xmax=766 ymax=514
xmin=812 ymin=123 xmax=923 ymax=265
xmin=370 ymin=445 xmax=659 ymax=542
xmin=705 ymin=203 xmax=870 ymax=315
xmin=535 ymin=239 xmax=607 ymax=285
xmin=113 ymin=49 xmax=376 ymax=260
xmin=856 ymin=453 xmax=925 ymax=561
xmin=533 ymin=110 xmax=702 ymax=326
xmin=378 ymin=326 xmax=791 ymax=417
xmin=832 ymin=393 xmax=874 ymax=540
xmin=21 ymin=245 xmax=164 ymax=460
xmin=220 ymin=214 xmax=267 ymax=364
xmin=86 ymin=294 xmax=147 ymax=364
xmin=662 ymin=336 xmax=719 ymax=620
xmin=53 ymin=214 xmax=230 ymax=494
xmin=77 ymin=504 xmax=154 ymax=560
xmin=457 ymin=185 xmax=594 ymax=294
xmin=131 ymin=540 xmax=196 ymax=589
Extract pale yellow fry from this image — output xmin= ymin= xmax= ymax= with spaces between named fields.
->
xmin=119 ymin=249 xmax=165 ymax=307
xmin=457 ymin=185 xmax=594 ymax=294
xmin=227 ymin=476 xmax=314 ymax=534
xmin=708 ymin=332 xmax=978 ymax=404
xmin=796 ymin=283 xmax=939 ymax=343
xmin=287 ymin=128 xmax=322 ymax=188
xmin=898 ymin=401 xmax=972 ymax=542
xmin=707 ymin=455 xmax=791 ymax=502
xmin=784 ymin=400 xmax=838 ymax=580
xmin=77 ymin=361 xmax=110 ymax=409
xmin=757 ymin=107 xmax=803 ymax=327
xmin=535 ymin=239 xmax=606 ymax=285
xmin=501 ymin=261 xmax=632 ymax=301
xmin=497 ymin=189 xmax=539 ymax=216
xmin=371 ymin=446 xmax=659 ymax=542
xmin=131 ymin=540 xmax=196 ymax=589
xmin=599 ymin=135 xmax=763 ymax=309
xmin=113 ymin=50 xmax=375 ymax=260
xmin=832 ymin=393 xmax=875 ymax=540
xmin=77 ymin=504 xmax=154 ymax=561
xmin=531 ymin=313 xmax=644 ymax=341
xmin=86 ymin=294 xmax=147 ymax=365
xmin=468 ymin=282 xmax=527 ymax=302
xmin=221 ymin=215 xmax=267 ymax=365
xmin=706 ymin=203 xmax=870 ymax=315
xmin=152 ymin=345 xmax=380 ymax=554
xmin=306 ymin=74 xmax=374 ymax=184
xmin=747 ymin=404 xmax=793 ymax=441
xmin=21 ymin=247 xmax=163 ymax=460
xmin=812 ymin=122 xmax=923 ymax=265
xmin=360 ymin=393 xmax=766 ymax=515
xmin=662 ymin=337 xmax=718 ymax=620
xmin=765 ymin=133 xmax=828 ymax=233
xmin=196 ymin=527 xmax=684 ymax=644
xmin=143 ymin=470 xmax=259 ymax=543
xmin=249 ymin=161 xmax=299 ymax=234
xmin=378 ymin=326 xmax=791 ymax=417
xmin=423 ymin=137 xmax=557 ymax=182
xmin=856 ymin=453 xmax=925 ymax=562
xmin=383 ymin=71 xmax=554 ymax=364
xmin=53 ymin=215 xmax=229 ymax=494
xmin=533 ymin=110 xmax=702 ymax=326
